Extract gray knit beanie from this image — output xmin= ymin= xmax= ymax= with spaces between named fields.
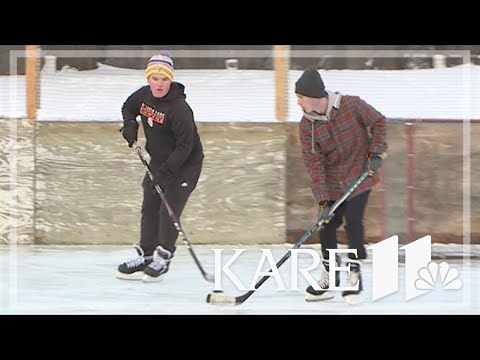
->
xmin=295 ymin=66 xmax=327 ymax=98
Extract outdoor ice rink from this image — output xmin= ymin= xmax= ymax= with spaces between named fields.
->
xmin=1 ymin=244 xmax=478 ymax=314
xmin=1 ymin=52 xmax=478 ymax=315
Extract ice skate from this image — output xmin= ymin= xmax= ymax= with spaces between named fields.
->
xmin=117 ymin=244 xmax=153 ymax=280
xmin=342 ymin=259 xmax=363 ymax=305
xmin=142 ymin=245 xmax=172 ymax=283
xmin=305 ymin=256 xmax=340 ymax=301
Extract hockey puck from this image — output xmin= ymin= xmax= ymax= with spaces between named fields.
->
xmin=212 ymin=290 xmax=223 ymax=293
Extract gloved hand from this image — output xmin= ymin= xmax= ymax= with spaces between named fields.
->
xmin=367 ymin=153 xmax=382 ymax=174
xmin=318 ymin=201 xmax=331 ymax=224
xmin=152 ymin=164 xmax=173 ymax=188
xmin=122 ymin=121 xmax=139 ymax=148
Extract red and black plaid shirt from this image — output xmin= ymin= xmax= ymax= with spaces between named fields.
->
xmin=299 ymin=95 xmax=387 ymax=203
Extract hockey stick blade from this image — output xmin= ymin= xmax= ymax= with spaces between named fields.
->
xmin=206 ymin=292 xmax=246 ymax=306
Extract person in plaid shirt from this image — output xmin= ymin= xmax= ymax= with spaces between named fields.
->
xmin=295 ymin=66 xmax=387 ymax=304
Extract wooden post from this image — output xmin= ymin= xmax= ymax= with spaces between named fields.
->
xmin=274 ymin=45 xmax=290 ymax=122
xmin=25 ymin=45 xmax=39 ymax=120
xmin=406 ymin=121 xmax=415 ymax=243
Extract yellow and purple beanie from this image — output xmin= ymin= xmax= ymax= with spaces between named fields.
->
xmin=145 ymin=51 xmax=174 ymax=81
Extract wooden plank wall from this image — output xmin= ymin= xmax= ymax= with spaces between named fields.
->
xmin=1 ymin=119 xmax=478 ymax=245
xmin=0 ymin=119 xmax=35 ymax=244
xmin=33 ymin=122 xmax=287 ymax=245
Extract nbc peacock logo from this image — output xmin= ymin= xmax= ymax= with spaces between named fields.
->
xmin=414 ymin=261 xmax=463 ymax=291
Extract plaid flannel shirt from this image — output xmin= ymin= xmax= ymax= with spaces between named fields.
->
xmin=299 ymin=95 xmax=387 ymax=203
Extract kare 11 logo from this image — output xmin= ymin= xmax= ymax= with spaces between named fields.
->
xmin=368 ymin=235 xmax=462 ymax=300
xmin=212 ymin=235 xmax=463 ymax=301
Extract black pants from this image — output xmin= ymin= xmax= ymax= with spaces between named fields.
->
xmin=319 ymin=190 xmax=370 ymax=260
xmin=139 ymin=162 xmax=202 ymax=256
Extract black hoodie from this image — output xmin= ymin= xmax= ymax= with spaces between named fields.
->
xmin=122 ymin=82 xmax=204 ymax=174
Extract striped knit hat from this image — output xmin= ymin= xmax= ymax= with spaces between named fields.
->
xmin=145 ymin=51 xmax=174 ymax=81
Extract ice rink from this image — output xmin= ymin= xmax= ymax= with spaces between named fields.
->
xmin=1 ymin=244 xmax=478 ymax=315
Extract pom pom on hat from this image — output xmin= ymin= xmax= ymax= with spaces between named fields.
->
xmin=145 ymin=51 xmax=174 ymax=81
xmin=295 ymin=66 xmax=327 ymax=98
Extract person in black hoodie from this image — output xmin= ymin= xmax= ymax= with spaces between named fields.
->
xmin=117 ymin=51 xmax=204 ymax=282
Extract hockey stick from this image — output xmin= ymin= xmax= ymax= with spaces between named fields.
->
xmin=206 ymin=170 xmax=371 ymax=305
xmin=131 ymin=142 xmax=215 ymax=283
